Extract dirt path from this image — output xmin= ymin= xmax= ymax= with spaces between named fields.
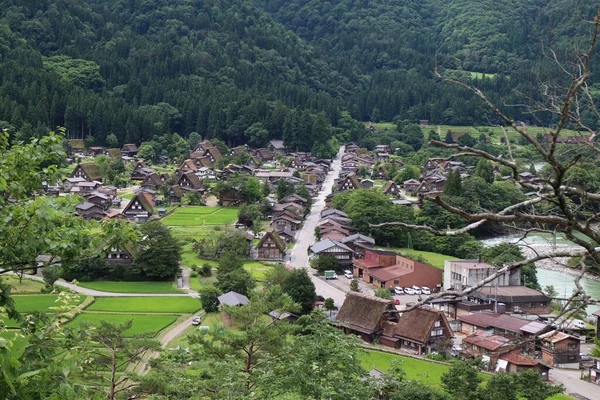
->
xmin=160 ymin=311 xmax=205 ymax=347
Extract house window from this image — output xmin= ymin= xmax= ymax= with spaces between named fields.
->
xmin=434 ymin=321 xmax=441 ymax=328
xmin=568 ymin=355 xmax=576 ymax=361
xmin=472 ymin=344 xmax=477 ymax=351
xmin=530 ymin=302 xmax=536 ymax=308
xmin=431 ymin=329 xmax=444 ymax=336
xmin=394 ymin=280 xmax=400 ymax=284
xmin=568 ymin=343 xmax=577 ymax=350
xmin=540 ymin=302 xmax=547 ymax=308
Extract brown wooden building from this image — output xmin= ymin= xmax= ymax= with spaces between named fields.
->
xmin=539 ymin=330 xmax=580 ymax=368
xmin=335 ymin=292 xmax=399 ymax=343
xmin=380 ymin=307 xmax=453 ymax=355
xmin=256 ymin=231 xmax=286 ymax=261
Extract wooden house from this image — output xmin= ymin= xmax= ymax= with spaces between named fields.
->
xmin=361 ymin=179 xmax=374 ymax=188
xmin=337 ymin=173 xmax=362 ymax=191
xmin=320 ymin=226 xmax=351 ymax=242
xmin=268 ymin=140 xmax=286 ymax=156
xmin=84 ymin=191 xmax=111 ymax=210
xmin=380 ymin=308 xmax=453 ymax=354
xmin=105 ymin=246 xmax=135 ymax=267
xmin=382 ymin=181 xmax=400 ymax=196
xmin=271 ymin=214 xmax=301 ymax=232
xmin=176 ymin=172 xmax=204 ymax=191
xmin=276 ymin=228 xmax=295 ymax=243
xmin=169 ymin=185 xmax=184 ymax=204
xmin=71 ymin=163 xmax=102 ymax=182
xmin=130 ymin=161 xmax=154 ymax=181
xmin=462 ymin=330 xmax=513 ymax=367
xmin=310 ymin=239 xmax=354 ymax=267
xmin=335 ymin=292 xmax=399 ymax=343
xmin=141 ymin=173 xmax=165 ymax=191
xmin=539 ymin=330 xmax=580 ymax=368
xmin=104 ymin=148 xmax=122 ymax=158
xmin=256 ymin=231 xmax=287 ymax=261
xmin=403 ymin=179 xmax=421 ymax=195
xmin=498 ymin=350 xmax=551 ymax=378
xmin=121 ymin=143 xmax=139 ymax=157
xmin=204 ymin=146 xmax=223 ymax=163
xmin=376 ymin=153 xmax=390 ymax=162
xmin=75 ymin=202 xmax=105 ymax=220
xmin=122 ymin=192 xmax=154 ymax=221
xmin=341 ymin=233 xmax=375 ymax=257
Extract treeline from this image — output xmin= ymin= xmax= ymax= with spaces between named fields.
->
xmin=1 ymin=0 xmax=599 ymax=147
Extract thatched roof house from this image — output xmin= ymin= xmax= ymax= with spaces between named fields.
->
xmin=335 ymin=292 xmax=398 ymax=342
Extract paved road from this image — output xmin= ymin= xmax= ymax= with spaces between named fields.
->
xmin=289 ymin=146 xmax=347 ymax=307
xmin=549 ymin=368 xmax=599 ymax=400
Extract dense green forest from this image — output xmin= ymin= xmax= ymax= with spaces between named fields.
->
xmin=0 ymin=0 xmax=599 ymax=148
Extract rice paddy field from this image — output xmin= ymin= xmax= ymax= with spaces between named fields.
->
xmin=77 ymin=281 xmax=182 ymax=293
xmin=69 ymin=313 xmax=178 ymax=336
xmin=162 ymin=206 xmax=239 ymax=226
xmin=88 ymin=297 xmax=201 ymax=313
xmin=12 ymin=294 xmax=84 ymax=312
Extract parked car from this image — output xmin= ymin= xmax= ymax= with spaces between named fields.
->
xmin=572 ymin=320 xmax=586 ymax=329
xmin=343 ymin=270 xmax=353 ymax=279
xmin=394 ymin=287 xmax=404 ymax=295
xmin=580 ymin=353 xmax=591 ymax=361
xmin=421 ymin=287 xmax=431 ymax=295
xmin=412 ymin=286 xmax=422 ymax=295
xmin=191 ymin=316 xmax=202 ymax=325
xmin=404 ymin=287 xmax=415 ymax=295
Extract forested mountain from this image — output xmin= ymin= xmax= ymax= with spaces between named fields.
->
xmin=0 ymin=0 xmax=598 ymax=148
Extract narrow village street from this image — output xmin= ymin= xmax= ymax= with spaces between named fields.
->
xmin=289 ymin=146 xmax=348 ymax=307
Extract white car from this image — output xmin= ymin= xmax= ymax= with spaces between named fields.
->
xmin=572 ymin=320 xmax=586 ymax=329
xmin=412 ymin=286 xmax=422 ymax=295
xmin=343 ymin=270 xmax=353 ymax=279
xmin=404 ymin=287 xmax=415 ymax=295
xmin=191 ymin=316 xmax=202 ymax=325
xmin=394 ymin=287 xmax=404 ymax=295
xmin=421 ymin=287 xmax=431 ymax=295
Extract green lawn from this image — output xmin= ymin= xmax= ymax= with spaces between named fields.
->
xmin=360 ymin=350 xmax=450 ymax=386
xmin=162 ymin=206 xmax=239 ymax=226
xmin=70 ymin=313 xmax=177 ymax=336
xmin=12 ymin=294 xmax=84 ymax=312
xmin=88 ymin=297 xmax=202 ymax=313
xmin=77 ymin=281 xmax=182 ymax=294
xmin=120 ymin=193 xmax=135 ymax=200
xmin=382 ymin=248 xmax=458 ymax=269
xmin=2 ymin=276 xmax=46 ymax=293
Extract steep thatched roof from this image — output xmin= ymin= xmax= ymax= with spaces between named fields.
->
xmin=74 ymin=162 xmax=102 ymax=181
xmin=257 ymin=231 xmax=286 ymax=252
xmin=336 ymin=292 xmax=395 ymax=334
xmin=394 ymin=307 xmax=451 ymax=343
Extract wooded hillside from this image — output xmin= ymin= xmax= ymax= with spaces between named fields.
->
xmin=0 ymin=0 xmax=598 ymax=146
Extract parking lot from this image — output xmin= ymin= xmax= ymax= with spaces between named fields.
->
xmin=318 ymin=274 xmax=435 ymax=308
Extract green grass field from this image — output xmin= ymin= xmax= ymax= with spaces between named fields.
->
xmin=77 ymin=281 xmax=182 ymax=294
xmin=360 ymin=350 xmax=450 ymax=386
xmin=360 ymin=350 xmax=571 ymax=399
xmin=69 ymin=313 xmax=177 ymax=336
xmin=87 ymin=297 xmax=202 ymax=313
xmin=120 ymin=193 xmax=135 ymax=200
xmin=371 ymin=123 xmax=581 ymax=144
xmin=2 ymin=276 xmax=46 ymax=293
xmin=162 ymin=206 xmax=239 ymax=226
xmin=381 ymin=247 xmax=458 ymax=269
xmin=12 ymin=294 xmax=84 ymax=312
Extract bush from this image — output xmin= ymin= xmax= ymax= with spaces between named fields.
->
xmin=200 ymin=263 xmax=213 ymax=277
xmin=190 ymin=271 xmax=199 ymax=278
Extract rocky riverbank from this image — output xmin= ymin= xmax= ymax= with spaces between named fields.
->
xmin=520 ymin=245 xmax=600 ymax=282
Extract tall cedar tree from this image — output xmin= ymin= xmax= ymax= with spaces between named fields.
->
xmin=443 ymin=169 xmax=462 ymax=197
xmin=137 ymin=221 xmax=182 ymax=280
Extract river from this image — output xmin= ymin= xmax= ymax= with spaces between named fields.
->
xmin=480 ymin=233 xmax=600 ymax=315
